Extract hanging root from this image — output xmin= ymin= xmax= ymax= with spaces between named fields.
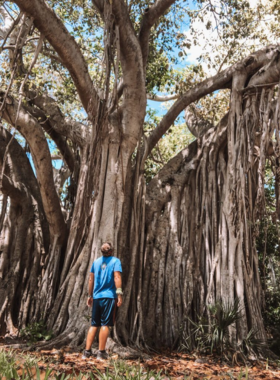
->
xmin=136 ymin=79 xmax=280 ymax=349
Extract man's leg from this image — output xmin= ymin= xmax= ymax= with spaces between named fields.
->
xmin=85 ymin=326 xmax=98 ymax=350
xmin=98 ymin=326 xmax=110 ymax=351
xmin=96 ymin=299 xmax=116 ymax=360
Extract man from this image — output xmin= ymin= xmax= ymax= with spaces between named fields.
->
xmin=82 ymin=242 xmax=123 ymax=360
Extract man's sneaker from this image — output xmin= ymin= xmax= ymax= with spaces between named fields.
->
xmin=82 ymin=349 xmax=92 ymax=359
xmin=96 ymin=350 xmax=108 ymax=361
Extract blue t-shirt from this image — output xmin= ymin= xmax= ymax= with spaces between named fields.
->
xmin=90 ymin=256 xmax=122 ymax=299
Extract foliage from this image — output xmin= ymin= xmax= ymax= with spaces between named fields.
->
xmin=241 ymin=328 xmax=268 ymax=357
xmin=144 ymin=108 xmax=194 ymax=182
xmin=96 ymin=360 xmax=165 ymax=380
xmin=1 ymin=348 xmax=280 ymax=379
xmin=0 ymin=350 xmax=61 ymax=380
xmin=146 ymin=46 xmax=171 ymax=93
xmin=0 ymin=0 xmax=276 ymax=184
xmin=264 ymin=289 xmax=280 ymax=328
xmin=179 ymin=299 xmax=268 ymax=359
xmin=180 ymin=298 xmax=242 ymax=354
xmin=0 ymin=350 xmax=19 ymax=380
xmin=0 ymin=350 xmax=168 ymax=380
xmin=20 ymin=320 xmax=53 ymax=343
xmin=207 ymin=299 xmax=242 ymax=353
xmin=256 ymin=164 xmax=280 ymax=355
xmin=186 ymin=0 xmax=280 ymax=72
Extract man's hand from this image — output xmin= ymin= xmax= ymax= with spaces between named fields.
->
xmin=114 ymin=271 xmax=122 ymax=307
xmin=87 ymin=297 xmax=93 ymax=307
xmin=117 ymin=294 xmax=123 ymax=307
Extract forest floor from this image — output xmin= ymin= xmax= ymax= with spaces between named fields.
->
xmin=0 ymin=339 xmax=280 ymax=379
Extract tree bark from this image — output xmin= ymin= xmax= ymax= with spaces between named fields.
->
xmin=1 ymin=0 xmax=280 ymax=353
xmin=1 ymin=96 xmax=66 ymax=243
xmin=0 ymin=125 xmax=48 ymax=334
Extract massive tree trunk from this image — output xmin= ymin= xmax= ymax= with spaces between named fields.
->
xmin=1 ymin=0 xmax=280 ymax=353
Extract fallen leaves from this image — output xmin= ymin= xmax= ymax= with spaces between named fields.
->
xmin=0 ymin=344 xmax=280 ymax=379
xmin=142 ymin=352 xmax=280 ymax=379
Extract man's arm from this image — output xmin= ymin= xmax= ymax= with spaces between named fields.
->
xmin=114 ymin=271 xmax=123 ymax=307
xmin=87 ymin=273 xmax=94 ymax=307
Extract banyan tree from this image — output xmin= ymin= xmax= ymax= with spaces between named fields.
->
xmin=0 ymin=0 xmax=280 ymax=351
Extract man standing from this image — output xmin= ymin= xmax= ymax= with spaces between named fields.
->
xmin=82 ymin=242 xmax=123 ymax=360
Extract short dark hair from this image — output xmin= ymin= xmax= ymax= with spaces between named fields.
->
xmin=101 ymin=242 xmax=113 ymax=254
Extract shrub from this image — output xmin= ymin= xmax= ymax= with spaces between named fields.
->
xmin=20 ymin=320 xmax=53 ymax=343
xmin=180 ymin=298 xmax=242 ymax=354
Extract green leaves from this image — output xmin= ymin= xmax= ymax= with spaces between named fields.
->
xmin=0 ymin=350 xmax=19 ymax=380
xmin=20 ymin=320 xmax=54 ymax=343
xmin=144 ymin=108 xmax=194 ymax=182
xmin=146 ymin=47 xmax=171 ymax=93
xmin=185 ymin=0 xmax=277 ymax=72
xmin=180 ymin=298 xmax=242 ymax=355
xmin=241 ymin=328 xmax=267 ymax=356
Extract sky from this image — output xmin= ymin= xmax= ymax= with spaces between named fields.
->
xmin=0 ymin=0 xmax=277 ymax=173
xmin=183 ymin=0 xmax=274 ymax=70
xmin=148 ymin=0 xmax=277 ymax=119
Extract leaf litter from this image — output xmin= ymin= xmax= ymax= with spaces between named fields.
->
xmin=0 ymin=344 xmax=280 ymax=379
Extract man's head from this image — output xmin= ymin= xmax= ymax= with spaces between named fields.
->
xmin=101 ymin=242 xmax=114 ymax=256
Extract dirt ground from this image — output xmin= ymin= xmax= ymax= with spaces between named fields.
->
xmin=1 ymin=338 xmax=280 ymax=379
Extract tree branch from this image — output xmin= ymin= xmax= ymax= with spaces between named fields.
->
xmin=92 ymin=0 xmax=104 ymax=16
xmin=110 ymin=0 xmax=146 ymax=140
xmin=147 ymin=93 xmax=179 ymax=101
xmin=146 ymin=139 xmax=198 ymax=224
xmin=0 ymin=124 xmax=50 ymax=247
xmin=27 ymin=91 xmax=89 ymax=148
xmin=138 ymin=0 xmax=176 ymax=69
xmin=248 ymin=49 xmax=280 ymax=87
xmin=12 ymin=0 xmax=99 ymax=114
xmin=146 ymin=45 xmax=280 ymax=156
xmin=184 ymin=104 xmax=213 ymax=138
xmin=112 ymin=0 xmax=144 ymax=80
xmin=0 ymin=6 xmax=14 ymax=39
xmin=24 ymin=104 xmax=76 ymax=172
xmin=0 ymin=94 xmax=67 ymax=243
xmin=146 ymin=112 xmax=229 ymax=223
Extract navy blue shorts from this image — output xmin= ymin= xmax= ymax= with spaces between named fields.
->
xmin=91 ymin=298 xmax=117 ymax=326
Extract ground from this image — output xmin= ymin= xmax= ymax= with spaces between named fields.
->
xmin=1 ymin=339 xmax=280 ymax=379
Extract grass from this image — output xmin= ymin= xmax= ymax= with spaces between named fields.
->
xmin=0 ymin=348 xmax=271 ymax=380
xmin=94 ymin=360 xmax=167 ymax=380
xmin=0 ymin=350 xmax=170 ymax=380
